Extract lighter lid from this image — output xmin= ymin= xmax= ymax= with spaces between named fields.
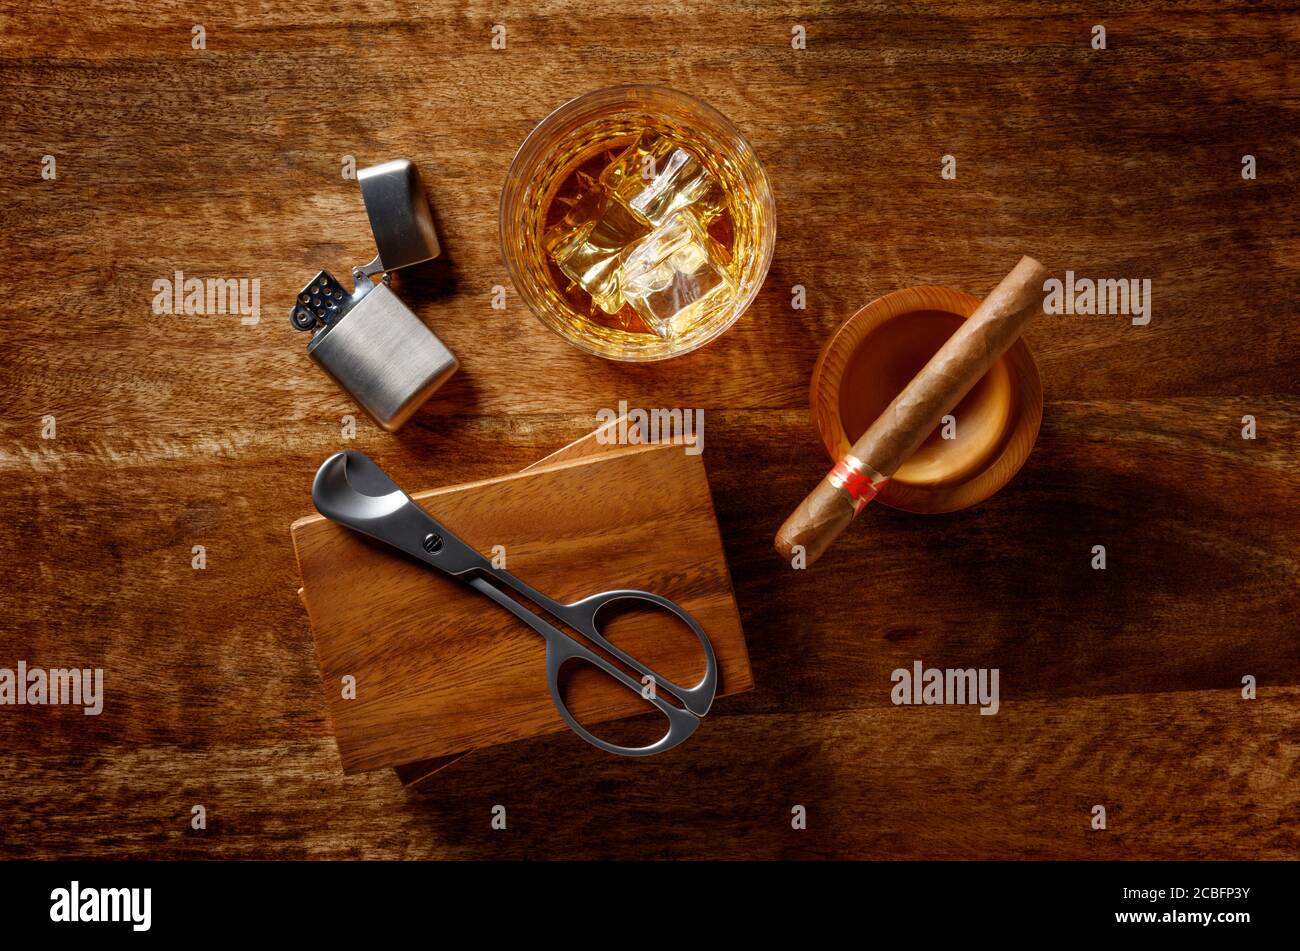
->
xmin=357 ymin=159 xmax=442 ymax=276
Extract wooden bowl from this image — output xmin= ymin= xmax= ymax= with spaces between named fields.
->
xmin=810 ymin=285 xmax=1043 ymax=514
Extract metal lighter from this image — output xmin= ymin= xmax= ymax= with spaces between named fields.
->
xmin=289 ymin=160 xmax=458 ymax=432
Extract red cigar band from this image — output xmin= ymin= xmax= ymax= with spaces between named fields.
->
xmin=827 ymin=454 xmax=889 ymax=515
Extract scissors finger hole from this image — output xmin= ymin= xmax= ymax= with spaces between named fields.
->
xmin=555 ymin=655 xmax=674 ymax=749
xmin=588 ymin=595 xmax=709 ymax=687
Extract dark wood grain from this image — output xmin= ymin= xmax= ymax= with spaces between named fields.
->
xmin=1 ymin=1 xmax=1297 ymax=859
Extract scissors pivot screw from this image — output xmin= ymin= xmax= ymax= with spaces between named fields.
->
xmin=422 ymin=533 xmax=443 ymax=554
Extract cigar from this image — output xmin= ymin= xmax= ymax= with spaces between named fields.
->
xmin=775 ymin=256 xmax=1049 ymax=567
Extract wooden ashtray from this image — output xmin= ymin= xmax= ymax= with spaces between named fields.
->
xmin=810 ymin=285 xmax=1043 ymax=514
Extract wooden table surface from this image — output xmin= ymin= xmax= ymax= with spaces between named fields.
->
xmin=2 ymin=1 xmax=1297 ymax=859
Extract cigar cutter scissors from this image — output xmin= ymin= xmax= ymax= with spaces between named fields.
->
xmin=311 ymin=450 xmax=719 ymax=757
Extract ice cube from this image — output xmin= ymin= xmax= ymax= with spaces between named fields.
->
xmin=542 ymin=178 xmax=605 ymax=255
xmin=620 ymin=210 xmax=733 ymax=338
xmin=548 ymin=194 xmax=649 ymax=315
xmin=602 ymin=132 xmax=725 ymax=227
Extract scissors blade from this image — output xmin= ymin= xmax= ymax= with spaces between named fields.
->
xmin=311 ymin=450 xmax=487 ymax=574
xmin=312 ymin=450 xmax=409 ymax=523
